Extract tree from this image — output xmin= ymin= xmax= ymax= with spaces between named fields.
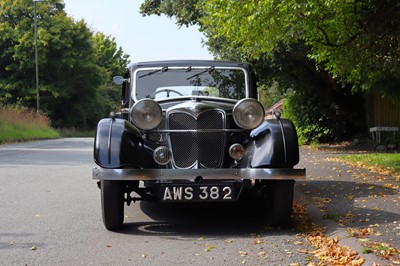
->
xmin=140 ymin=0 xmax=202 ymax=27
xmin=139 ymin=0 xmax=370 ymax=143
xmin=0 ymin=0 xmax=99 ymax=126
xmin=91 ymin=32 xmax=130 ymax=123
xmin=200 ymin=0 xmax=400 ymax=96
xmin=0 ymin=0 xmax=130 ymax=128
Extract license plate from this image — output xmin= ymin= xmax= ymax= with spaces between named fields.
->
xmin=161 ymin=184 xmax=234 ymax=202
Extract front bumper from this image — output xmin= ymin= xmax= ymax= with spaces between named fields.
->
xmin=92 ymin=167 xmax=306 ymax=181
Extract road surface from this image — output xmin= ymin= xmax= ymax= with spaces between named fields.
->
xmin=0 ymin=138 xmax=313 ymax=265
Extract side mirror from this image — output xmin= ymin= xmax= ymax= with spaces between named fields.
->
xmin=113 ymin=76 xmax=127 ymax=85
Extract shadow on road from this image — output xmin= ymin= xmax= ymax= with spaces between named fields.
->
xmin=298 ymin=180 xmax=400 ymax=228
xmin=116 ymin=200 xmax=297 ymax=237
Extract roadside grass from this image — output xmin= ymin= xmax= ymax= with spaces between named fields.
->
xmin=338 ymin=153 xmax=400 ymax=180
xmin=0 ymin=106 xmax=59 ymax=143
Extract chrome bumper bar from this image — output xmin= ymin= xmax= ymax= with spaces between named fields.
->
xmin=92 ymin=167 xmax=306 ymax=181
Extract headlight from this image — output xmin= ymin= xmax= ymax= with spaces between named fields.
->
xmin=233 ymin=98 xmax=265 ymax=129
xmin=130 ymin=99 xmax=162 ymax=130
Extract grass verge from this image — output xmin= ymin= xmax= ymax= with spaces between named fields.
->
xmin=0 ymin=106 xmax=59 ymax=143
xmin=338 ymin=153 xmax=400 ymax=180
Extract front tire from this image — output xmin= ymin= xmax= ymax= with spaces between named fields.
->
xmin=265 ymin=180 xmax=295 ymax=228
xmin=101 ymin=180 xmax=124 ymax=230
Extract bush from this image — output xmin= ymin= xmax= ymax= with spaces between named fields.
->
xmin=283 ymin=88 xmax=367 ymax=144
xmin=283 ymin=91 xmax=333 ymax=144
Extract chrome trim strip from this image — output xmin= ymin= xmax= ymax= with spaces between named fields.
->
xmin=132 ymin=66 xmax=250 ymax=102
xmin=92 ymin=167 xmax=306 ymax=181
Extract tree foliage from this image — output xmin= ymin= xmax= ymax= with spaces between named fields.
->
xmin=141 ymin=0 xmax=400 ymax=96
xmin=0 ymin=0 xmax=130 ymax=128
xmin=139 ymin=0 xmax=398 ymax=142
xmin=200 ymin=0 xmax=400 ymax=96
xmin=140 ymin=0 xmax=202 ymax=27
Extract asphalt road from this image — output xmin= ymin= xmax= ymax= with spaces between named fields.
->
xmin=0 ymin=138 xmax=314 ymax=266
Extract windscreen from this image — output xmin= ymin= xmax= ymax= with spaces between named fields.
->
xmin=133 ymin=66 xmax=247 ymax=101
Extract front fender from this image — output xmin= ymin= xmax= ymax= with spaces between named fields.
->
xmin=248 ymin=119 xmax=299 ymax=168
xmin=94 ymin=118 xmax=156 ymax=169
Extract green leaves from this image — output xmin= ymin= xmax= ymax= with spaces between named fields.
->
xmin=200 ymin=0 xmax=400 ymax=96
xmin=0 ymin=0 xmax=130 ymax=128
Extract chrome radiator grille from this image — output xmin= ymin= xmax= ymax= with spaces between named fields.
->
xmin=168 ymin=110 xmax=225 ymax=168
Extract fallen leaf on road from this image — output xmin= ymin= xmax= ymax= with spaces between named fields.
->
xmin=239 ymin=251 xmax=248 ymax=257
xmin=204 ymin=244 xmax=216 ymax=252
xmin=292 ymin=201 xmax=365 ymax=266
xmin=384 ymin=184 xmax=399 ymax=190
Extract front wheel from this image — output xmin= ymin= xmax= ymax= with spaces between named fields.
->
xmin=101 ymin=180 xmax=124 ymax=230
xmin=264 ymin=180 xmax=295 ymax=228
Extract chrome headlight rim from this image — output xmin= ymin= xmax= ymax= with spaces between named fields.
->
xmin=130 ymin=99 xmax=162 ymax=130
xmin=233 ymin=98 xmax=265 ymax=130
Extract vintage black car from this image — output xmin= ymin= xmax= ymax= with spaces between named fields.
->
xmin=92 ymin=60 xmax=305 ymax=230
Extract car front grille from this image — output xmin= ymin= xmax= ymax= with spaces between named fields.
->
xmin=168 ymin=110 xmax=226 ymax=168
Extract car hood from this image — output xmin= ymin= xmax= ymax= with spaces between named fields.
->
xmin=160 ymin=98 xmax=237 ymax=115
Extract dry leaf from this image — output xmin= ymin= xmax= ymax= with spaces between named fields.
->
xmin=204 ymin=244 xmax=216 ymax=252
xmin=384 ymin=184 xmax=399 ymax=190
xmin=239 ymin=251 xmax=248 ymax=257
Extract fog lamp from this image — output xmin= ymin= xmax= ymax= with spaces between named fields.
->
xmin=153 ymin=146 xmax=171 ymax=165
xmin=229 ymin=144 xmax=245 ymax=160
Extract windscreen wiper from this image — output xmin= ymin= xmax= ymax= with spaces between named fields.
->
xmin=186 ymin=66 xmax=215 ymax=80
xmin=139 ymin=66 xmax=168 ymax=78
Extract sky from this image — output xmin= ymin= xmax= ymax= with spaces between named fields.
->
xmin=62 ymin=0 xmax=214 ymax=63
